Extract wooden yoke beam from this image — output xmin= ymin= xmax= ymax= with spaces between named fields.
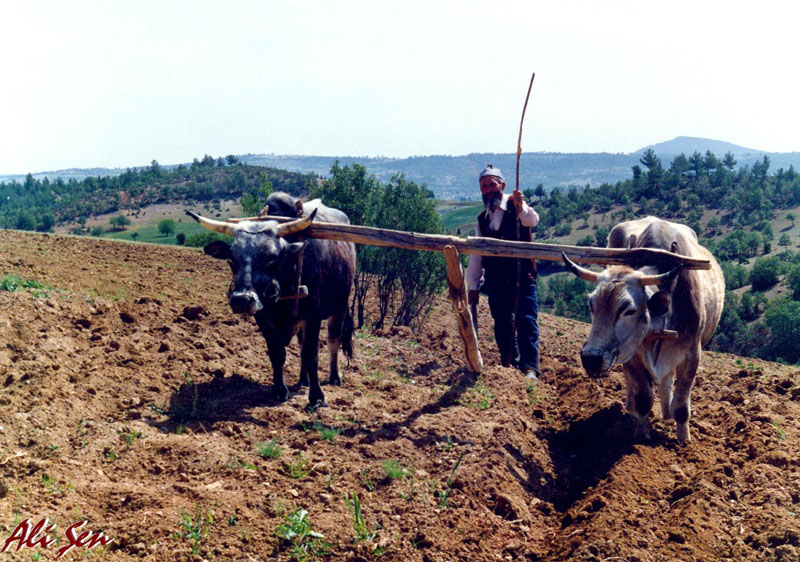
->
xmin=232 ymin=215 xmax=712 ymax=270
xmin=443 ymin=245 xmax=482 ymax=374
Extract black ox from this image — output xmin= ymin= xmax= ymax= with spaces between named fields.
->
xmin=187 ymin=192 xmax=356 ymax=409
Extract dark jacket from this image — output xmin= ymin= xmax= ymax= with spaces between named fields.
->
xmin=477 ymin=202 xmax=536 ymax=290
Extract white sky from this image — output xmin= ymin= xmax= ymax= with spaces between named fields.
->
xmin=2 ymin=0 xmax=799 ymax=174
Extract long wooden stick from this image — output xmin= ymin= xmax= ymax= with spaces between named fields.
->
xmin=516 ymin=73 xmax=535 ymax=193
xmin=228 ymin=215 xmax=712 ymax=269
xmin=512 ymin=72 xmax=536 ymax=368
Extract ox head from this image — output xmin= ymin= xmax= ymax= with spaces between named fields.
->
xmin=562 ymin=253 xmax=681 ymax=376
xmin=187 ymin=209 xmax=316 ymax=315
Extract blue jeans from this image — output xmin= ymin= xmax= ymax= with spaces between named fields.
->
xmin=487 ymin=279 xmax=540 ymax=374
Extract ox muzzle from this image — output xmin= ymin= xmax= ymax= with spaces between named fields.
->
xmin=228 ymin=280 xmax=279 ymax=315
xmin=579 ymin=347 xmax=618 ymax=377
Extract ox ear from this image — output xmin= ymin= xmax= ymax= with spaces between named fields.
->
xmin=284 ymin=241 xmax=307 ymax=256
xmin=647 ymin=291 xmax=671 ymax=316
xmin=204 ymin=241 xmax=232 ymax=260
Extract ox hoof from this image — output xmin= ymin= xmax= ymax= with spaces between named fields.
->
xmin=305 ymin=400 xmax=329 ymax=412
xmin=633 ymin=420 xmax=652 ymax=442
xmin=327 ymin=376 xmax=342 ymax=386
xmin=272 ymin=386 xmax=290 ymax=403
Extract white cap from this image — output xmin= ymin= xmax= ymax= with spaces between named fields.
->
xmin=479 ymin=164 xmax=504 ymax=181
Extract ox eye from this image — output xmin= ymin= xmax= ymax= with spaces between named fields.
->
xmin=622 ymin=308 xmax=636 ymax=317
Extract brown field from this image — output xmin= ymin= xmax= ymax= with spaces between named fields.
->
xmin=0 ymin=229 xmax=799 ymax=561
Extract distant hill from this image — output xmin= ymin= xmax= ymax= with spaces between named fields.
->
xmin=4 ymin=137 xmax=800 ymax=200
xmin=634 ymin=136 xmax=766 ymax=156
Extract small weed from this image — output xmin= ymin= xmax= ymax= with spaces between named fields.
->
xmin=174 ymin=504 xmax=215 ymax=556
xmin=170 ymin=372 xmax=203 ymax=422
xmin=118 ymin=426 xmax=141 ymax=449
xmin=275 ymin=508 xmax=331 ymax=561
xmin=46 ymin=444 xmax=60 ymax=457
xmin=226 ymin=457 xmax=258 ymax=471
xmin=41 ymin=473 xmax=55 ymax=492
xmin=382 ymin=459 xmax=411 ymax=480
xmin=346 ymin=492 xmax=380 ymax=542
xmin=313 ymin=421 xmax=342 ymax=443
xmin=396 ymin=365 xmax=414 ymax=384
xmin=104 ymin=448 xmax=119 ymax=461
xmin=435 ymin=435 xmax=453 ymax=451
xmin=228 ymin=510 xmax=238 ymax=527
xmin=41 ymin=473 xmax=73 ymax=495
xmin=526 ymin=382 xmax=543 ymax=406
xmin=360 ymin=469 xmax=376 ymax=492
xmin=333 ymin=413 xmax=364 ymax=431
xmin=0 ymin=274 xmax=50 ymax=297
xmin=771 ymin=421 xmax=786 ymax=441
xmin=459 ymin=378 xmax=494 ymax=410
xmin=438 ymin=452 xmax=466 ymax=509
xmin=256 ymin=440 xmax=281 ymax=459
xmin=285 ymin=452 xmax=311 ymax=480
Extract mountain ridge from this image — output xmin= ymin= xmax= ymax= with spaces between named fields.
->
xmin=5 ymin=136 xmax=800 ymax=200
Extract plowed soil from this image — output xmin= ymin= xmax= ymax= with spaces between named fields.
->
xmin=1 ymin=229 xmax=799 ymax=562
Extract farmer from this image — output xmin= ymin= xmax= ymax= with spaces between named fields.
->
xmin=466 ymin=164 xmax=540 ymax=379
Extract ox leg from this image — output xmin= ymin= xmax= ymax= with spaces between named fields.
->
xmin=326 ymin=313 xmax=344 ymax=386
xmin=623 ymin=363 xmax=653 ymax=440
xmin=266 ymin=340 xmax=290 ymax=402
xmin=671 ymin=351 xmax=700 ymax=443
xmin=295 ymin=327 xmax=310 ymax=388
xmin=301 ymin=321 xmax=325 ymax=409
xmin=255 ymin=314 xmax=290 ymax=402
xmin=658 ymin=370 xmax=675 ymax=420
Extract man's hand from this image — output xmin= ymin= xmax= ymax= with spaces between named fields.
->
xmin=468 ymin=290 xmax=479 ymax=305
xmin=511 ymin=189 xmax=525 ymax=211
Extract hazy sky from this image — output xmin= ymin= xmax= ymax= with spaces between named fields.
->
xmin=3 ymin=0 xmax=799 ymax=174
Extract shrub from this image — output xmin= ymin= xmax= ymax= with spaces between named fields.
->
xmin=749 ymin=256 xmax=783 ymax=291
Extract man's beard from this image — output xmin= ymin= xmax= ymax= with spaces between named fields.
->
xmin=482 ymin=191 xmax=502 ymax=211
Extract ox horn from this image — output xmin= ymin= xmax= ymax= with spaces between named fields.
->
xmin=185 ymin=211 xmax=240 ymax=237
xmin=640 ymin=266 xmax=682 ymax=287
xmin=276 ymin=208 xmax=317 ymax=237
xmin=562 ymin=252 xmax=600 ymax=283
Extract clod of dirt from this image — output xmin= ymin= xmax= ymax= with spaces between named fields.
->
xmin=764 ymin=451 xmax=791 ymax=468
xmin=181 ymin=305 xmax=207 ymax=320
xmin=119 ymin=311 xmax=136 ymax=324
xmin=492 ymin=491 xmax=531 ymax=521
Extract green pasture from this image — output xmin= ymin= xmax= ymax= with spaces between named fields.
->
xmin=441 ymin=203 xmax=482 ymax=232
xmin=103 ymin=220 xmax=208 ymax=245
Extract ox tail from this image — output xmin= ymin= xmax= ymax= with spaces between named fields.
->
xmin=341 ymin=311 xmax=355 ymax=361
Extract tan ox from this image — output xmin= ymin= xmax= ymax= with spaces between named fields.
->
xmin=563 ymin=216 xmax=724 ymax=442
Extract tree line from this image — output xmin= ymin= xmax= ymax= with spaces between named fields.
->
xmin=0 ymin=155 xmax=316 ymax=232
